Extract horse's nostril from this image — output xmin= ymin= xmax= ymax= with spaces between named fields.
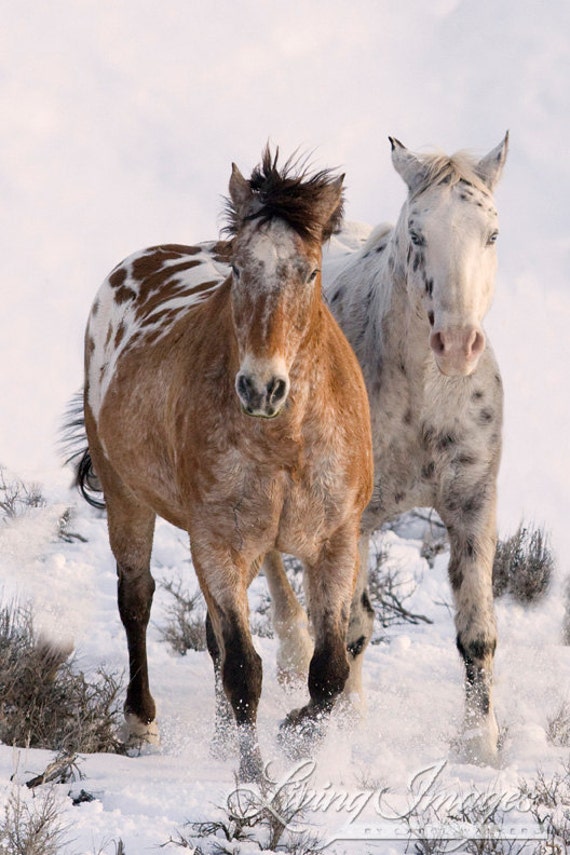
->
xmin=267 ymin=377 xmax=288 ymax=406
xmin=470 ymin=330 xmax=486 ymax=357
xmin=430 ymin=331 xmax=445 ymax=355
xmin=237 ymin=373 xmax=253 ymax=400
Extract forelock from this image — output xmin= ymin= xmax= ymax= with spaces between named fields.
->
xmin=412 ymin=150 xmax=491 ymax=198
xmin=223 ymin=147 xmax=344 ymax=242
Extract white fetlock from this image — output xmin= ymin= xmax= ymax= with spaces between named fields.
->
xmin=342 ymin=652 xmax=366 ymax=708
xmin=275 ymin=618 xmax=313 ymax=687
xmin=122 ymin=713 xmax=160 ymax=753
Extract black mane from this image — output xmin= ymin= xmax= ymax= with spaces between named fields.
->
xmin=223 ymin=146 xmax=344 ymax=242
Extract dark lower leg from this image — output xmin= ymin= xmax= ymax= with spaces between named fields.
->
xmin=118 ymin=564 xmax=156 ymax=725
xmin=204 ymin=601 xmax=264 ymax=779
xmin=309 ymin=632 xmax=350 ymax=712
xmin=443 ymin=514 xmax=499 ymax=759
xmin=221 ymin=619 xmax=263 ymax=780
xmin=206 ymin=611 xmax=234 ymax=756
xmin=221 ymin=621 xmax=263 ymax=725
xmin=301 ymin=531 xmax=357 ymax=718
xmin=456 ymin=633 xmax=496 ymax=725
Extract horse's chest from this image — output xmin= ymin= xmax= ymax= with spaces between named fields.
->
xmin=368 ymin=372 xmax=501 ymax=523
xmin=186 ymin=438 xmax=348 ymax=559
xmin=277 ymin=470 xmax=348 ymax=557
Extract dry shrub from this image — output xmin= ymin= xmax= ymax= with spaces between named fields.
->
xmin=0 ymin=467 xmax=45 ymax=520
xmin=0 ymin=788 xmax=67 ymax=855
xmin=157 ymin=578 xmax=207 ymax=654
xmin=547 ymin=702 xmax=570 ymax=748
xmin=0 ymin=601 xmax=122 ymax=754
xmin=492 ymin=523 xmax=554 ymax=603
xmin=367 ymin=542 xmax=433 ymax=643
xmin=170 ymin=771 xmax=324 ymax=854
xmin=519 ymin=760 xmax=570 ymax=853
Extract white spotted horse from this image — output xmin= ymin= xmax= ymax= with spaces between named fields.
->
xmin=265 ymin=134 xmax=509 ymax=765
xmin=68 ymin=148 xmax=373 ymax=780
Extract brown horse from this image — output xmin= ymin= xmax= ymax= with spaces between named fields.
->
xmin=70 ymin=149 xmax=373 ymax=780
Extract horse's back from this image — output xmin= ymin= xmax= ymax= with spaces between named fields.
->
xmin=322 ymin=221 xmax=374 ymax=290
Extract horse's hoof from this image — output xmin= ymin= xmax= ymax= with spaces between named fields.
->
xmin=121 ymin=715 xmax=160 ymax=755
xmin=278 ymin=706 xmax=327 ymax=760
xmin=237 ymin=728 xmax=264 ymax=782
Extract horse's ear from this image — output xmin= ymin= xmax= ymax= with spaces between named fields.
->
xmin=229 ymin=163 xmax=253 ymax=216
xmin=474 ymin=132 xmax=509 ymax=190
xmin=389 ymin=137 xmax=428 ymax=194
xmin=317 ymin=174 xmax=345 ymax=240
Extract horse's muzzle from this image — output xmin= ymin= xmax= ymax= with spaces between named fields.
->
xmin=430 ymin=325 xmax=486 ymax=376
xmin=235 ymin=371 xmax=289 ymax=418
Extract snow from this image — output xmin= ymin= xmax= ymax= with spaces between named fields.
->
xmin=1 ymin=1 xmax=569 ymax=851
xmin=2 ymin=499 xmax=564 ymax=852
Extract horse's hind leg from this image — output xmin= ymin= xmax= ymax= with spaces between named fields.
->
xmin=440 ymin=490 xmax=499 ymax=765
xmin=107 ymin=496 xmax=157 ymax=746
xmin=89 ymin=437 xmax=158 ymax=746
xmin=262 ymin=550 xmax=313 ymax=685
xmin=344 ymin=535 xmax=375 ymax=701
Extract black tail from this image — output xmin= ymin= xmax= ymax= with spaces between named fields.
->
xmin=60 ymin=391 xmax=106 ymax=510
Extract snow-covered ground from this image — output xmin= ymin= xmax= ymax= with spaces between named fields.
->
xmin=0 ymin=490 xmax=566 ymax=853
xmin=1 ymin=1 xmax=569 ymax=852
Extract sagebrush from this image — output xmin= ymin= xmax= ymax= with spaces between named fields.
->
xmin=158 ymin=577 xmax=207 ymax=654
xmin=0 ymin=788 xmax=67 ymax=855
xmin=168 ymin=770 xmax=324 ymax=854
xmin=0 ymin=600 xmax=123 ymax=753
xmin=492 ymin=523 xmax=554 ymax=602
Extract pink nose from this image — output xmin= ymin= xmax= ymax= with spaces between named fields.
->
xmin=429 ymin=326 xmax=486 ymax=375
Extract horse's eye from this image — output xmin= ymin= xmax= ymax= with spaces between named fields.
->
xmin=410 ymin=230 xmax=424 ymax=247
xmin=487 ymin=230 xmax=499 ymax=246
xmin=231 ymin=264 xmax=241 ymax=280
xmin=307 ymin=268 xmax=320 ymax=283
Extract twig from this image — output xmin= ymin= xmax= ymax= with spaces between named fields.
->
xmin=25 ymin=754 xmax=82 ymax=789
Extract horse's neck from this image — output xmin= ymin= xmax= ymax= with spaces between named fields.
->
xmin=351 ymin=210 xmax=430 ymax=386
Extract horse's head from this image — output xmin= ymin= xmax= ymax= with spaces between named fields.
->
xmin=225 ymin=148 xmax=344 ymax=418
xmin=391 ymin=134 xmax=508 ymax=377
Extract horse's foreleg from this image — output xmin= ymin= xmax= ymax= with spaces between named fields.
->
xmin=282 ymin=524 xmax=358 ymax=737
xmin=208 ymin=602 xmax=263 ymax=781
xmin=344 ymin=534 xmax=375 ymax=701
xmin=263 ymin=550 xmax=313 ymax=685
xmin=192 ymin=540 xmax=263 ymax=781
xmin=205 ymin=610 xmax=235 ymax=758
xmin=442 ymin=494 xmax=499 ymax=765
